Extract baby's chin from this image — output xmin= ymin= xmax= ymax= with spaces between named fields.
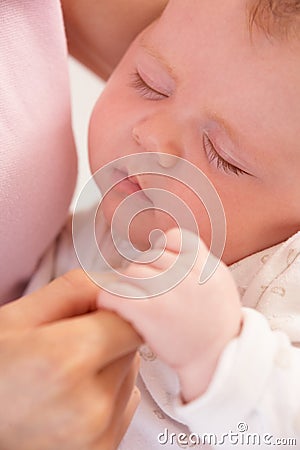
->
xmin=100 ymin=189 xmax=182 ymax=252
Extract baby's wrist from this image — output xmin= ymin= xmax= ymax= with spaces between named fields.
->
xmin=177 ymin=317 xmax=243 ymax=403
xmin=177 ymin=352 xmax=220 ymax=403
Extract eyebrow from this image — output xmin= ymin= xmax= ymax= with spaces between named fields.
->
xmin=140 ymin=38 xmax=177 ymax=80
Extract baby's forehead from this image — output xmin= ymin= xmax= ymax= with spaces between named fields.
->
xmin=146 ymin=1 xmax=300 ymax=119
xmin=165 ymin=0 xmax=300 ymax=44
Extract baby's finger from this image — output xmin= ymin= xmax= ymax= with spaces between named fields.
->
xmin=154 ymin=227 xmax=201 ymax=255
xmin=131 ymin=247 xmax=179 ymax=271
xmin=125 ymin=228 xmax=201 ymax=270
xmin=154 ymin=228 xmax=218 ymax=283
xmin=104 ymin=270 xmax=171 ymax=299
xmin=98 ymin=284 xmax=165 ymax=344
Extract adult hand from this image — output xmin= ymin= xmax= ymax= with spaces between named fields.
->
xmin=0 ymin=270 xmax=142 ymax=450
xmin=62 ymin=0 xmax=169 ymax=78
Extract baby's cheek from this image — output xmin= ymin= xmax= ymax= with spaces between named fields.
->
xmin=88 ymin=92 xmax=117 ymax=175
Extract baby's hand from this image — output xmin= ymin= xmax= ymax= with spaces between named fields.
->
xmin=99 ymin=229 xmax=242 ymax=402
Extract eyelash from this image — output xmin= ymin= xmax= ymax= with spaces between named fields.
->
xmin=129 ymin=72 xmax=248 ymax=177
xmin=203 ymin=134 xmax=248 ymax=176
xmin=129 ymin=71 xmax=168 ymax=101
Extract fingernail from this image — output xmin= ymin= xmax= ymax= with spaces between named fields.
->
xmin=132 ymin=386 xmax=141 ymax=400
xmin=133 ymin=352 xmax=141 ymax=370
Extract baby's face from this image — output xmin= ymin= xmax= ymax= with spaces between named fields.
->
xmin=89 ymin=0 xmax=300 ymax=264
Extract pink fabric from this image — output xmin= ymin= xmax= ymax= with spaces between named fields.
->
xmin=0 ymin=1 xmax=77 ymax=303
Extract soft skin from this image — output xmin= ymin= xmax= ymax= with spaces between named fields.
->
xmin=0 ymin=1 xmax=168 ymax=446
xmin=89 ymin=0 xmax=300 ymax=402
xmin=89 ymin=0 xmax=300 ymax=265
xmin=99 ymin=229 xmax=242 ymax=403
xmin=0 ymin=270 xmax=142 ymax=449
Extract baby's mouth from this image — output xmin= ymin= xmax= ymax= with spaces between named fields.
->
xmin=127 ymin=175 xmax=141 ymax=188
xmin=112 ymin=168 xmax=141 ymax=192
xmin=111 ymin=168 xmax=152 ymax=202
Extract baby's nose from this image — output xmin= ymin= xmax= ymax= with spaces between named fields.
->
xmin=132 ymin=116 xmax=182 ymax=168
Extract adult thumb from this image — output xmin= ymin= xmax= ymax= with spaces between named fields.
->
xmin=0 ymin=269 xmax=100 ymax=332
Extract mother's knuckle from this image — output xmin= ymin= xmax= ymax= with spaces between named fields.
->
xmin=83 ymin=402 xmax=112 ymax=437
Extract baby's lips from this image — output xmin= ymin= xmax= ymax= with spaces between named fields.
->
xmin=127 ymin=175 xmax=141 ymax=187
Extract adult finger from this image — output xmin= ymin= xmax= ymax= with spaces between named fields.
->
xmin=0 ymin=269 xmax=100 ymax=332
xmin=106 ymin=353 xmax=140 ymax=429
xmin=39 ymin=310 xmax=143 ymax=375
xmin=90 ymin=354 xmax=141 ymax=450
xmin=114 ymin=385 xmax=141 ymax=448
xmin=109 ymin=355 xmax=141 ymax=449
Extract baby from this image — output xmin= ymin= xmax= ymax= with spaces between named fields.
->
xmin=27 ymin=0 xmax=300 ymax=447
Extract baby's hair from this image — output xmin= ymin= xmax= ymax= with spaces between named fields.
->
xmin=249 ymin=0 xmax=300 ymax=38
